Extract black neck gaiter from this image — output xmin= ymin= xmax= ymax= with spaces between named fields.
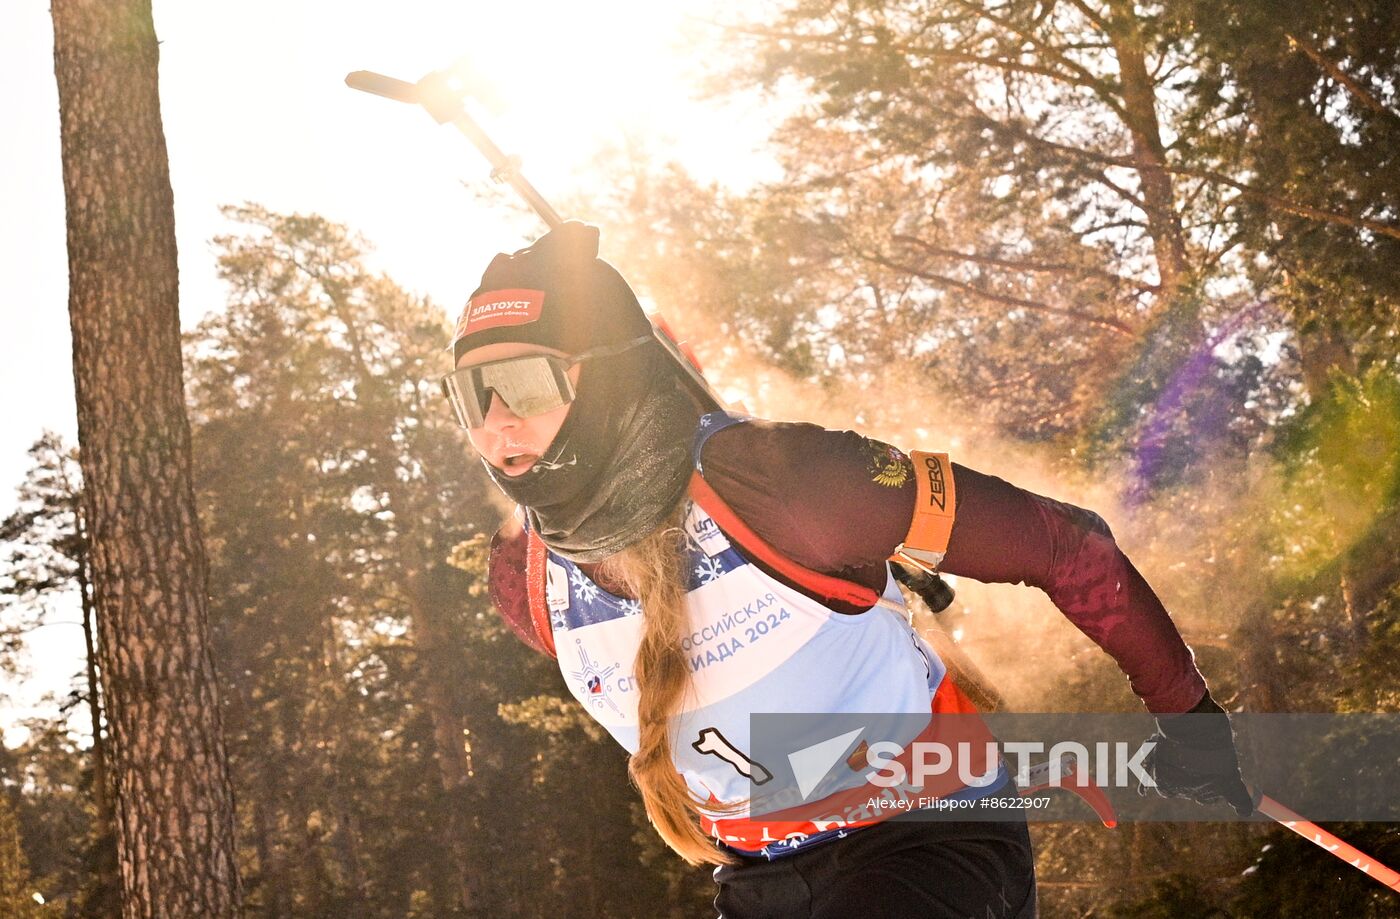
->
xmin=482 ymin=343 xmax=699 ymax=563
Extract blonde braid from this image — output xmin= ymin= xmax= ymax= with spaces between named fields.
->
xmin=602 ymin=503 xmax=745 ymax=866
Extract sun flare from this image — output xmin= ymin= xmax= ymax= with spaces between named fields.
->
xmin=345 ymin=0 xmax=773 ymax=208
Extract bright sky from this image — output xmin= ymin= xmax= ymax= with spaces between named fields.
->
xmin=0 ymin=0 xmax=783 ymax=745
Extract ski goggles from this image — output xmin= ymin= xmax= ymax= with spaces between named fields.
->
xmin=440 ymin=335 xmax=651 ymax=429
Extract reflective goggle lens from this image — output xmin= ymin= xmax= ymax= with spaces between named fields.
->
xmin=439 ymin=335 xmax=653 ymax=429
xmin=440 ymin=355 xmax=572 ymax=429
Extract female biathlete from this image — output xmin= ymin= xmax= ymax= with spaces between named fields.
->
xmin=444 ymin=222 xmax=1253 ymax=918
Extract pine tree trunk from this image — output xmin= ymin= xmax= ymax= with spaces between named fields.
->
xmin=0 ymin=793 xmax=44 ymax=919
xmin=404 ymin=566 xmax=479 ymax=913
xmin=66 ymin=463 xmax=123 ymax=913
xmin=1106 ymin=1 xmax=1191 ymax=302
xmin=1294 ymin=318 xmax=1357 ymax=401
xmin=1238 ymin=604 xmax=1287 ymax=712
xmin=50 ymin=1 xmax=243 ymax=916
xmin=251 ymin=794 xmax=291 ymax=918
xmin=325 ymin=293 xmax=480 ymax=911
xmin=75 ymin=517 xmax=113 ymax=832
xmin=79 ymin=551 xmax=124 ymax=917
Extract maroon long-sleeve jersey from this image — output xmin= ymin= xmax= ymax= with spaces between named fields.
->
xmin=487 ymin=416 xmax=1208 ymax=715
xmin=694 ymin=418 xmax=1207 ymax=715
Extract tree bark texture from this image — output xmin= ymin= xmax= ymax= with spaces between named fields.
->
xmin=1107 ymin=1 xmax=1192 ymax=301
xmin=1294 ymin=319 xmax=1358 ymax=400
xmin=49 ymin=1 xmax=243 ymax=916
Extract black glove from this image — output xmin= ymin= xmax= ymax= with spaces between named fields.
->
xmin=1136 ymin=692 xmax=1255 ymax=816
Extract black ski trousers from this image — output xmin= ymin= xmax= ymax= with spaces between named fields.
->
xmin=713 ymin=814 xmax=1037 ymax=919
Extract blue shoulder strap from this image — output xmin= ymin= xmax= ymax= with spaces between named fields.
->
xmin=687 ymin=411 xmax=884 ymax=609
xmin=692 ymin=410 xmax=752 ymax=474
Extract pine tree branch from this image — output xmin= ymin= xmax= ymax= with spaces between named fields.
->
xmin=1064 ymin=0 xmax=1114 ymax=37
xmin=951 ymin=100 xmax=1400 ymax=242
xmin=858 ymin=250 xmax=1140 ymax=338
xmin=1285 ymin=33 xmax=1400 ymax=124
xmin=716 ymin=22 xmax=1116 ymax=98
xmin=1078 ymin=218 xmax=1151 ymax=236
xmin=947 ymin=0 xmax=1130 ymax=122
xmin=889 ymin=234 xmax=1158 ymax=291
xmin=735 ymin=16 xmax=1400 ymax=244
xmin=1084 ymin=165 xmax=1148 ymax=210
xmin=1177 ymin=164 xmax=1400 ymax=241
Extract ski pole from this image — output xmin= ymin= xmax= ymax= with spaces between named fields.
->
xmin=344 ymin=63 xmax=727 ymax=415
xmin=344 ymin=69 xmax=563 ymax=230
xmin=1018 ymin=753 xmax=1118 ymax=828
xmin=1020 ymin=761 xmax=1398 ymax=894
xmin=1254 ymin=792 xmax=1400 ymax=894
